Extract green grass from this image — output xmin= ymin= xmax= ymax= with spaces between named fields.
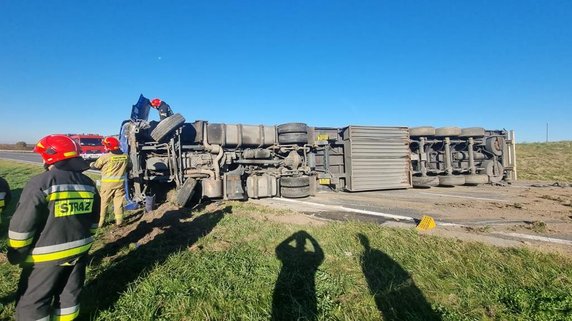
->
xmin=516 ymin=141 xmax=572 ymax=182
xmin=1 ymin=161 xmax=572 ymax=320
xmin=83 ymin=205 xmax=572 ymax=321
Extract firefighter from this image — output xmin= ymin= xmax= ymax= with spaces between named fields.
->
xmin=90 ymin=136 xmax=130 ymax=227
xmin=0 ymin=176 xmax=11 ymax=224
xmin=7 ymin=134 xmax=100 ymax=321
xmin=150 ymin=98 xmax=174 ymax=120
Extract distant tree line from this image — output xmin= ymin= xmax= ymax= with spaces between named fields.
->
xmin=0 ymin=142 xmax=34 ymax=151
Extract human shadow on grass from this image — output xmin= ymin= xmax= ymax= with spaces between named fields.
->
xmin=357 ymin=233 xmax=443 ymax=321
xmin=81 ymin=204 xmax=229 ymax=320
xmin=272 ymin=230 xmax=324 ymax=321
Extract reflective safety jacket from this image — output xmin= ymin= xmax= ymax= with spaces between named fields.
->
xmin=0 ymin=192 xmax=6 ymax=210
xmin=0 ymin=176 xmax=11 ymax=210
xmin=90 ymin=150 xmax=131 ymax=189
xmin=7 ymin=164 xmax=100 ymax=266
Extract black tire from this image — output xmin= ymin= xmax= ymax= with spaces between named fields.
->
xmin=480 ymin=160 xmax=504 ymax=183
xmin=464 ymin=174 xmax=489 ymax=186
xmin=435 ymin=127 xmax=462 ymax=137
xmin=412 ymin=176 xmax=439 ymax=188
xmin=438 ymin=175 xmax=465 ymax=187
xmin=460 ymin=127 xmax=485 ymax=137
xmin=281 ymin=176 xmax=310 ymax=187
xmin=175 ymin=178 xmax=197 ymax=207
xmin=277 ymin=123 xmax=307 ymax=134
xmin=485 ymin=137 xmax=504 ymax=156
xmin=281 ymin=186 xmax=310 ymax=198
xmin=278 ymin=133 xmax=308 ymax=144
xmin=150 ymin=113 xmax=186 ymax=142
xmin=409 ymin=126 xmax=436 ymax=137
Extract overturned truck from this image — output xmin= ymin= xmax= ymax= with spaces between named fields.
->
xmin=121 ymin=96 xmax=516 ymax=207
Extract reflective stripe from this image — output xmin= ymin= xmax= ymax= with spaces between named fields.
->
xmin=8 ymin=230 xmax=35 ymax=248
xmin=43 ymin=184 xmax=97 ymax=196
xmin=0 ymin=192 xmax=5 ymax=208
xmin=53 ymin=310 xmax=79 ymax=320
xmin=0 ymin=200 xmax=5 ymax=207
xmin=63 ymin=151 xmax=78 ymax=157
xmin=36 ymin=316 xmax=50 ymax=321
xmin=31 ymin=237 xmax=93 ymax=255
xmin=54 ymin=304 xmax=80 ymax=316
xmin=26 ymin=237 xmax=93 ymax=263
xmin=101 ymin=175 xmax=126 ymax=183
xmin=25 ymin=243 xmax=93 ymax=263
xmin=9 ymin=230 xmax=35 ymax=240
xmin=8 ymin=238 xmax=33 ymax=248
xmin=47 ymin=191 xmax=95 ymax=201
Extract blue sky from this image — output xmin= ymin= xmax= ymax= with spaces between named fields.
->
xmin=1 ymin=1 xmax=570 ymax=143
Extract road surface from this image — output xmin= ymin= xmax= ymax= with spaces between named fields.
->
xmin=0 ymin=150 xmax=99 ymax=174
xmin=0 ymin=151 xmax=42 ymax=164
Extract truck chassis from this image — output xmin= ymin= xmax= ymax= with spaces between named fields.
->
xmin=121 ymin=96 xmax=516 ymax=208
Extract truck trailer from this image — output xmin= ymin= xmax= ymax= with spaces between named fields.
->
xmin=120 ymin=95 xmax=516 ymax=208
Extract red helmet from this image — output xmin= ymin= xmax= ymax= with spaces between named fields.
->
xmin=103 ymin=136 xmax=120 ymax=151
xmin=150 ymin=98 xmax=162 ymax=108
xmin=34 ymin=135 xmax=81 ymax=165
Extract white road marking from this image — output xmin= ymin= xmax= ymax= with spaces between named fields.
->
xmin=273 ymin=197 xmax=415 ymax=221
xmin=419 ymin=192 xmax=509 ymax=202
xmin=494 ymin=232 xmax=572 ymax=245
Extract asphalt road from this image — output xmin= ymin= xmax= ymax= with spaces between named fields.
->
xmin=0 ymin=151 xmax=42 ymax=164
xmin=0 ymin=150 xmax=100 ymax=174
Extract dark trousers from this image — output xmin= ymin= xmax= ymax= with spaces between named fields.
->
xmin=15 ymin=256 xmax=86 ymax=321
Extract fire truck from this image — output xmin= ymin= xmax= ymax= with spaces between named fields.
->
xmin=66 ymin=134 xmax=106 ymax=161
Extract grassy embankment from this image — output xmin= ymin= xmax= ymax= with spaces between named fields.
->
xmin=516 ymin=141 xmax=572 ymax=182
xmin=1 ymin=159 xmax=572 ymax=320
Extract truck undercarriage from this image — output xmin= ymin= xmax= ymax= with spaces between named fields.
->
xmin=121 ymin=95 xmax=516 ymax=208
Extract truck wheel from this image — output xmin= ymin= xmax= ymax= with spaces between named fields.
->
xmin=277 ymin=123 xmax=308 ymax=134
xmin=485 ymin=137 xmax=504 ymax=156
xmin=464 ymin=174 xmax=489 ymax=186
xmin=278 ymin=133 xmax=308 ymax=144
xmin=281 ymin=186 xmax=310 ymax=198
xmin=412 ymin=176 xmax=439 ymax=188
xmin=481 ymin=160 xmax=504 ymax=183
xmin=151 ymin=113 xmax=186 ymax=142
xmin=281 ymin=176 xmax=310 ymax=187
xmin=460 ymin=127 xmax=485 ymax=137
xmin=175 ymin=178 xmax=197 ymax=207
xmin=409 ymin=126 xmax=436 ymax=137
xmin=435 ymin=127 xmax=462 ymax=137
xmin=438 ymin=175 xmax=465 ymax=187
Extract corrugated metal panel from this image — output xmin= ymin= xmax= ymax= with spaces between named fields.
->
xmin=345 ymin=126 xmax=411 ymax=191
